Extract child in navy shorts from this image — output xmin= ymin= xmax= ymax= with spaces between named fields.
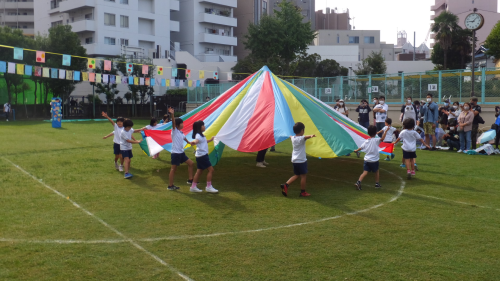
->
xmin=280 ymin=122 xmax=316 ymax=197
xmin=376 ymin=117 xmax=396 ymax=161
xmin=190 ymin=120 xmax=218 ymax=193
xmin=393 ymin=118 xmax=430 ymax=179
xmin=120 ymin=119 xmax=143 ymax=179
xmin=102 ymin=112 xmax=125 ymax=172
xmin=353 ymin=125 xmax=390 ymax=190
xmin=167 ymin=108 xmax=195 ymax=190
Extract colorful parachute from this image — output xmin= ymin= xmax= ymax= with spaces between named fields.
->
xmin=141 ymin=66 xmax=394 ymax=165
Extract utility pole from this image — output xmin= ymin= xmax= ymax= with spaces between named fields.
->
xmin=471 ymin=8 xmax=477 ymax=97
xmin=413 ymin=31 xmax=416 ymax=61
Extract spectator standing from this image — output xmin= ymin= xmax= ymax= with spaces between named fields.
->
xmin=457 ymin=102 xmax=474 ymax=153
xmin=355 ymin=99 xmax=371 ymax=129
xmin=439 ymin=99 xmax=451 ymax=130
xmin=400 ymin=97 xmax=417 ymax=124
xmin=373 ymin=96 xmax=388 ymax=137
xmin=3 ymin=102 xmax=10 ymax=121
xmin=420 ymin=93 xmax=439 ymax=150
xmin=448 ymin=101 xmax=460 ymax=124
xmin=470 ymin=97 xmax=483 ymax=149
xmin=335 ymin=99 xmax=349 ymax=117
xmin=70 ymin=98 xmax=77 ymax=115
xmin=372 ymin=97 xmax=379 ymax=126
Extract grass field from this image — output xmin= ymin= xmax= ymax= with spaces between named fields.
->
xmin=1 ymin=120 xmax=499 ymax=280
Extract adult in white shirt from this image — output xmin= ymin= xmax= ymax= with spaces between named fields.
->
xmin=4 ymin=102 xmax=10 ymax=121
xmin=373 ymin=96 xmax=388 ymax=137
xmin=335 ymin=99 xmax=349 ymax=117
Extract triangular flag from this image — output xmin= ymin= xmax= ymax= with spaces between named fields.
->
xmin=134 ymin=77 xmax=139 ymax=85
xmin=104 ymin=60 xmax=111 ymax=71
xmin=36 ymin=51 xmax=46 ymax=63
xmin=82 ymin=72 xmax=89 ymax=81
xmin=151 ymin=78 xmax=155 ymax=86
xmin=59 ymin=69 xmax=66 ymax=79
xmin=89 ymin=72 xmax=95 ymax=82
xmin=127 ymin=63 xmax=133 ymax=73
xmin=62 ymin=54 xmax=71 ymax=66
xmin=13 ymin=48 xmax=23 ymax=60
xmin=96 ymin=73 xmax=102 ymax=83
xmin=88 ymin=58 xmax=96 ymax=69
xmin=161 ymin=79 xmax=166 ymax=87
xmin=157 ymin=66 xmax=163 ymax=75
xmin=34 ymin=66 xmax=42 ymax=77
xmin=145 ymin=78 xmax=150 ymax=86
xmin=188 ymin=80 xmax=193 ymax=87
xmin=25 ymin=65 xmax=32 ymax=76
xmin=213 ymin=71 xmax=219 ymax=80
xmin=66 ymin=70 xmax=73 ymax=80
xmin=8 ymin=62 xmax=15 ymax=73
xmin=74 ymin=71 xmax=81 ymax=81
xmin=17 ymin=64 xmax=24 ymax=75
xmin=142 ymin=65 xmax=148 ymax=75
xmin=199 ymin=70 xmax=204 ymax=79
xmin=0 ymin=61 xmax=6 ymax=73
xmin=172 ymin=68 xmax=177 ymax=77
xmin=227 ymin=72 xmax=232 ymax=80
xmin=140 ymin=77 xmax=144 ymax=85
xmin=186 ymin=69 xmax=191 ymax=78
xmin=42 ymin=67 xmax=50 ymax=77
xmin=51 ymin=68 xmax=58 ymax=78
xmin=103 ymin=74 xmax=109 ymax=83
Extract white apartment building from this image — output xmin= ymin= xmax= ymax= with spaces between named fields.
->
xmin=0 ymin=0 xmax=35 ymax=36
xmin=34 ymin=0 xmax=181 ymax=58
xmin=171 ymin=0 xmax=238 ymax=62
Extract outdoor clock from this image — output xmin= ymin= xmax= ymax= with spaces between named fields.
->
xmin=465 ymin=13 xmax=484 ymax=30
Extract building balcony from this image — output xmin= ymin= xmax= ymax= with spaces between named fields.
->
xmin=199 ymin=32 xmax=237 ymax=46
xmin=3 ymin=2 xmax=34 ymax=9
xmin=83 ymin=43 xmax=120 ymax=57
xmin=59 ymin=0 xmax=95 ymax=13
xmin=200 ymin=12 xmax=237 ymax=27
xmin=170 ymin=20 xmax=180 ymax=32
xmin=431 ymin=0 xmax=445 ymax=11
xmin=199 ymin=0 xmax=237 ymax=8
xmin=69 ymin=20 xmax=95 ymax=33
xmin=2 ymin=15 xmax=34 ymax=22
xmin=170 ymin=0 xmax=180 ymax=11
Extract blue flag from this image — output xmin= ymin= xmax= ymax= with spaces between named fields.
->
xmin=25 ymin=65 xmax=33 ymax=76
xmin=0 ymin=61 xmax=6 ymax=73
xmin=161 ymin=79 xmax=166 ymax=87
xmin=128 ymin=76 xmax=133 ymax=85
xmin=74 ymin=71 xmax=81 ymax=81
xmin=151 ymin=78 xmax=155 ymax=86
xmin=51 ymin=68 xmax=58 ymax=78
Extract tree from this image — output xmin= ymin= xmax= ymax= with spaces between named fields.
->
xmin=431 ymin=11 xmax=460 ymax=70
xmin=354 ymin=51 xmax=387 ymax=75
xmin=92 ymin=59 xmax=120 ymax=115
xmin=316 ymin=59 xmax=349 ymax=77
xmin=485 ymin=20 xmax=500 ymax=60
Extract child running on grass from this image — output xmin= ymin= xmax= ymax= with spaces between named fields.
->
xmin=377 ymin=117 xmax=396 ymax=161
xmin=393 ymin=118 xmax=431 ymax=179
xmin=190 ymin=120 xmax=218 ymax=193
xmin=280 ymin=122 xmax=316 ymax=197
xmin=102 ymin=112 xmax=125 ymax=172
xmin=168 ymin=108 xmax=195 ymax=191
xmin=120 ymin=119 xmax=143 ymax=179
xmin=353 ymin=125 xmax=390 ymax=190
xmin=142 ymin=117 xmax=162 ymax=159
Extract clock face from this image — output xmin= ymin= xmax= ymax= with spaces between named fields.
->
xmin=465 ymin=13 xmax=483 ymax=30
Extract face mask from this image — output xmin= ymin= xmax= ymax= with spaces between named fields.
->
xmin=339 ymin=102 xmax=344 ymax=106
xmin=379 ymin=100 xmax=385 ymax=105
xmin=453 ymin=106 xmax=458 ymax=109
xmin=444 ymin=103 xmax=449 ymax=106
xmin=450 ymin=127 xmax=455 ymax=130
xmin=464 ymin=106 xmax=469 ymax=110
xmin=427 ymin=98 xmax=431 ymax=102
xmin=373 ymin=100 xmax=377 ymax=104
xmin=407 ymin=100 xmax=411 ymax=104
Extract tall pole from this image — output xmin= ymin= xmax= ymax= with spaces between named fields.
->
xmin=92 ymin=84 xmax=95 ymax=119
xmin=471 ymin=29 xmax=476 ymax=97
xmin=413 ymin=31 xmax=416 ymax=61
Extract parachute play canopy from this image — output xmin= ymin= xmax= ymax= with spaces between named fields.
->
xmin=141 ymin=66 xmax=393 ymax=165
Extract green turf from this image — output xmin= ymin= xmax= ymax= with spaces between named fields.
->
xmin=0 ymin=120 xmax=499 ymax=280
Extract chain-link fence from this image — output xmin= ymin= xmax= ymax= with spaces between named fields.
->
xmin=187 ymin=68 xmax=500 ymax=105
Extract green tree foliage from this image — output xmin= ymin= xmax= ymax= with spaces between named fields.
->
xmin=485 ymin=20 xmax=500 ymax=59
xmin=293 ymin=53 xmax=348 ymax=77
xmin=354 ymin=51 xmax=387 ymax=75
xmin=92 ymin=59 xmax=120 ymax=114
xmin=116 ymin=57 xmax=155 ymax=105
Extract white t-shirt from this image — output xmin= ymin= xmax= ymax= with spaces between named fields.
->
xmin=120 ymin=128 xmax=134 ymax=150
xmin=399 ymin=129 xmax=422 ymax=152
xmin=113 ymin=124 xmax=124 ymax=144
xmin=381 ymin=126 xmax=396 ymax=142
xmin=375 ymin=104 xmax=389 ymax=123
xmin=336 ymin=107 xmax=347 ymax=115
xmin=4 ymin=103 xmax=10 ymax=112
xmin=195 ymin=133 xmax=208 ymax=157
xmin=171 ymin=128 xmax=185 ymax=154
xmin=402 ymin=105 xmax=416 ymax=122
xmin=359 ymin=138 xmax=382 ymax=162
xmin=449 ymin=109 xmax=461 ymax=120
xmin=145 ymin=124 xmax=160 ymax=130
xmin=291 ymin=136 xmax=307 ymax=163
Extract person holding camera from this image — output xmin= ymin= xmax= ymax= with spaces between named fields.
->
xmin=355 ymin=99 xmax=371 ymax=129
xmin=443 ymin=120 xmax=460 ymax=151
xmin=419 ymin=93 xmax=439 ymax=150
xmin=470 ymin=97 xmax=483 ymax=149
xmin=400 ymin=96 xmax=417 ymax=124
xmin=439 ymin=99 xmax=451 ymax=130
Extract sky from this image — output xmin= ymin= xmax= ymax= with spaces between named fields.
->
xmin=315 ymin=0 xmax=500 ymax=47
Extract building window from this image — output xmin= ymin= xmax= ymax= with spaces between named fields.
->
xmin=120 ymin=15 xmax=129 ymax=28
xmin=337 ymin=35 xmax=339 ymax=43
xmin=349 ymin=36 xmax=359 ymax=44
xmin=263 ymin=1 xmax=267 ymax=15
xmin=104 ymin=0 xmax=115 ymax=2
xmin=120 ymin=0 xmax=129 ymax=3
xmin=104 ymin=13 xmax=115 ymax=26
xmin=120 ymin=38 xmax=129 ymax=46
xmin=104 ymin=37 xmax=116 ymax=45
xmin=364 ymin=36 xmax=375 ymax=44
xmin=85 ymin=37 xmax=93 ymax=44
xmin=85 ymin=13 xmax=93 ymax=20
xmin=51 ymin=20 xmax=63 ymax=27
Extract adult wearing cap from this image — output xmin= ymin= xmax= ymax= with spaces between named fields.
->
xmin=439 ymin=99 xmax=451 ymax=130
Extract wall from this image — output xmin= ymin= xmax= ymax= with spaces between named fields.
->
xmin=306 ymin=45 xmax=359 ymax=61
xmin=233 ymin=0 xmax=258 ymax=60
xmin=339 ymin=61 xmax=435 ymax=74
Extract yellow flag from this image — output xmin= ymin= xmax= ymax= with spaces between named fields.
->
xmin=166 ymin=79 xmax=170 ymax=86
xmin=82 ymin=72 xmax=89 ymax=81
xmin=17 ymin=64 xmax=24 ymax=75
xmin=134 ymin=77 xmax=139 ymax=85
xmin=88 ymin=58 xmax=96 ymax=69
xmin=157 ymin=66 xmax=163 ymax=75
xmin=188 ymin=80 xmax=193 ymax=87
xmin=199 ymin=70 xmax=204 ymax=79
xmin=96 ymin=73 xmax=102 ymax=83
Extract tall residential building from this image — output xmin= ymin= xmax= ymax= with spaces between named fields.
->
xmin=171 ymin=0 xmax=237 ymax=62
xmin=315 ymin=7 xmax=350 ymax=30
xmin=268 ymin=0 xmax=315 ymax=30
xmin=34 ymin=0 xmax=180 ymax=58
xmin=0 ymin=0 xmax=35 ymax=36
xmin=430 ymin=0 xmax=500 ymax=46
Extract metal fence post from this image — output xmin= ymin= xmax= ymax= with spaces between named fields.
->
xmin=340 ymin=76 xmax=343 ymax=100
xmin=459 ymin=72 xmax=462 ymax=103
xmin=368 ymin=74 xmax=372 ymax=102
xmin=401 ymin=73 xmax=405 ymax=103
xmin=419 ymin=74 xmax=422 ymax=101
xmin=315 ymin=77 xmax=318 ymax=98
xmin=438 ymin=71 xmax=442 ymax=102
xmin=481 ymin=67 xmax=486 ymax=103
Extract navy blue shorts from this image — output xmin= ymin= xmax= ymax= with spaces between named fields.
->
xmin=196 ymin=154 xmax=212 ymax=170
xmin=113 ymin=143 xmax=121 ymax=155
xmin=293 ymin=162 xmax=308 ymax=175
xmin=363 ymin=161 xmax=379 ymax=173
xmin=121 ymin=150 xmax=133 ymax=159
xmin=171 ymin=152 xmax=189 ymax=166
xmin=402 ymin=150 xmax=417 ymax=159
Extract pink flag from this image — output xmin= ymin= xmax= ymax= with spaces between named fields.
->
xmin=104 ymin=60 xmax=111 ymax=71
xmin=142 ymin=65 xmax=148 ymax=75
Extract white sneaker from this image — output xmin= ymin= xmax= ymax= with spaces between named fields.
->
xmin=206 ymin=186 xmax=219 ymax=193
xmin=263 ymin=161 xmax=269 ymax=166
xmin=114 ymin=162 xmax=119 ymax=170
xmin=118 ymin=165 xmax=124 ymax=172
xmin=190 ymin=187 xmax=203 ymax=193
xmin=457 ymin=150 xmax=463 ymax=153
xmin=256 ymin=162 xmax=266 ymax=168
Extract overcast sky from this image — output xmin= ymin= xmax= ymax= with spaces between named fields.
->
xmin=315 ymin=0 xmax=500 ymax=47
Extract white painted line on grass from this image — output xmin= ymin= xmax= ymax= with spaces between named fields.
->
xmin=1 ymin=156 xmax=193 ymax=281
xmin=0 ymin=238 xmax=127 ymax=244
xmin=405 ymin=192 xmax=500 ymax=211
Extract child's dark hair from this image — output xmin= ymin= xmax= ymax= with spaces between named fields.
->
xmin=175 ymin=118 xmax=183 ymax=127
xmin=192 ymin=120 xmax=205 ymax=138
xmin=293 ymin=122 xmax=305 ymax=134
xmin=150 ymin=117 xmax=157 ymax=126
xmin=403 ymin=118 xmax=415 ymax=130
xmin=367 ymin=125 xmax=377 ymax=137
xmin=116 ymin=117 xmax=125 ymax=122
xmin=124 ymin=119 xmax=134 ymax=128
xmin=162 ymin=114 xmax=170 ymax=122
xmin=385 ymin=118 xmax=392 ymax=125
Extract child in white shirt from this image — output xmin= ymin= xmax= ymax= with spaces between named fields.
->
xmin=353 ymin=125 xmax=390 ymax=190
xmin=190 ymin=120 xmax=218 ymax=193
xmin=102 ymin=112 xmax=125 ymax=171
xmin=280 ymin=122 xmax=316 ymax=197
xmin=120 ymin=119 xmax=143 ymax=179
xmin=376 ymin=118 xmax=396 ymax=161
xmin=393 ymin=118 xmax=430 ymax=179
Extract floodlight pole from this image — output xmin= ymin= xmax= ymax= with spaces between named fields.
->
xmin=92 ymin=84 xmax=95 ymax=119
xmin=471 ymin=8 xmax=477 ymax=97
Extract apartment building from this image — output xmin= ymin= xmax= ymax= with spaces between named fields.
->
xmin=0 ymin=0 xmax=35 ymax=36
xmin=430 ymin=0 xmax=500 ymax=46
xmin=267 ymin=0 xmax=315 ymax=30
xmin=171 ymin=0 xmax=237 ymax=63
xmin=34 ymin=0 xmax=180 ymax=58
xmin=315 ymin=7 xmax=350 ymax=30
